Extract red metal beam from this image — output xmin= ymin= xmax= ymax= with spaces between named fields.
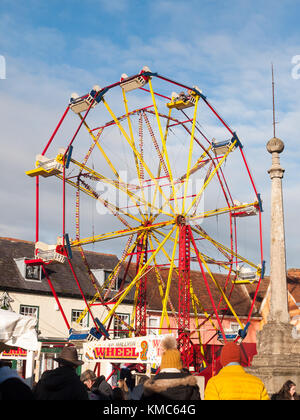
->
xmin=42 ymin=265 xmax=70 ymax=330
xmin=177 ymin=224 xmax=191 ymax=367
xmin=135 ymin=233 xmax=148 ymax=336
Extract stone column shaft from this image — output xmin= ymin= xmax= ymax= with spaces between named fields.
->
xmin=267 ymin=150 xmax=289 ymax=323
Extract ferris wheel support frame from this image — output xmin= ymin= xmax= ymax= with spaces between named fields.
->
xmin=28 ymin=70 xmax=265 ymax=372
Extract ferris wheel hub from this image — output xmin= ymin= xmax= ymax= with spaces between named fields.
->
xmin=176 ymin=215 xmax=186 ymax=226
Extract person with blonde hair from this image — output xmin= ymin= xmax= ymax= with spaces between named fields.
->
xmin=141 ymin=336 xmax=200 ymax=400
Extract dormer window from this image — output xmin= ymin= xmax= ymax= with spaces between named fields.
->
xmin=91 ymin=269 xmax=122 ymax=290
xmin=14 ymin=258 xmax=42 ymax=282
xmin=25 ymin=263 xmax=42 ymax=281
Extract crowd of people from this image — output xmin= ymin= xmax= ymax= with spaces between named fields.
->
xmin=0 ymin=338 xmax=299 ymax=401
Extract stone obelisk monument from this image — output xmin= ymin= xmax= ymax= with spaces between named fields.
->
xmin=266 ymin=136 xmax=289 ymax=324
xmin=246 ymin=119 xmax=300 ymax=394
xmin=246 ymin=66 xmax=300 ymax=394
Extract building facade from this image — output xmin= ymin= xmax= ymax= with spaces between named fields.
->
xmin=1 ymin=236 xmax=299 ymax=383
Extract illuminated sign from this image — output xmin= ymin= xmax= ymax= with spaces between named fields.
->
xmin=0 ymin=347 xmax=27 ymax=359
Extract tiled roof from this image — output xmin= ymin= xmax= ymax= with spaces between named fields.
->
xmin=0 ymin=237 xmax=133 ymax=301
xmin=1 ymin=237 xmax=299 ymax=319
xmin=127 ymin=264 xmax=269 ymax=317
xmin=287 ymin=269 xmax=300 ymax=303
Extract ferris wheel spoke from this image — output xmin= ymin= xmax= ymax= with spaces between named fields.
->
xmin=74 ymin=233 xmax=146 ymax=325
xmin=142 ymin=109 xmax=177 ymax=215
xmin=79 ymin=113 xmax=150 ymax=222
xmin=189 ymin=288 xmax=219 ymax=332
xmin=182 ymin=94 xmax=200 ymax=214
xmin=71 ymin=219 xmax=175 ymax=247
xmin=101 ymin=225 xmax=177 ymax=326
xmin=69 ymin=158 xmax=169 ymax=221
xmin=148 ymin=127 xmax=212 ymax=225
xmin=103 ymin=234 xmax=135 ymax=299
xmin=158 ymin=226 xmax=179 ymax=333
xmin=184 ymin=137 xmax=238 ymax=217
xmin=148 ymin=79 xmax=180 ymax=214
xmin=57 ymin=173 xmax=142 ymax=225
xmin=178 ymin=145 xmax=212 ymax=184
xmin=190 ymin=200 xmax=259 ymax=221
xmin=149 ymin=144 xmax=211 ymax=225
xmin=142 ymin=110 xmax=169 ymax=179
xmin=149 ymin=229 xmax=178 ymax=269
xmin=101 ymin=98 xmax=176 ymax=215
xmin=190 ymin=224 xmax=259 ymax=270
xmin=122 ymin=89 xmax=146 ymax=207
xmin=148 ymin=235 xmax=178 ymax=329
xmin=79 ymin=115 xmax=121 ymax=180
xmin=79 ymin=126 xmax=104 ymax=171
xmin=189 ymin=229 xmax=244 ymax=332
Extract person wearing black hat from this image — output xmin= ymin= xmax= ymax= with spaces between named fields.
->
xmin=34 ymin=346 xmax=88 ymax=400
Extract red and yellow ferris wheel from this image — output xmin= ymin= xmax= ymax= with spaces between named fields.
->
xmin=26 ymin=67 xmax=265 ymax=369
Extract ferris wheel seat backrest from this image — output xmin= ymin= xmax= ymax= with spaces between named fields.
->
xmin=166 ymin=91 xmax=196 ymax=110
xmin=69 ymin=85 xmax=102 ymax=114
xmin=26 ymin=149 xmax=66 ymax=178
xmin=211 ymin=138 xmax=237 ymax=156
xmin=35 ymin=240 xmax=67 ymax=264
xmin=120 ymin=66 xmax=152 ymax=92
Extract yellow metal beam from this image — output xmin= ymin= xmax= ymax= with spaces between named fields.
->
xmin=159 ymin=227 xmax=179 ymax=333
xmin=184 ymin=139 xmax=237 ymax=216
xmin=182 ymin=94 xmax=200 ymax=213
xmin=101 ymin=225 xmax=177 ymax=325
xmin=102 ymin=97 xmax=176 ymax=214
xmin=148 ymin=79 xmax=179 ymax=214
xmin=71 ymin=219 xmax=175 ymax=247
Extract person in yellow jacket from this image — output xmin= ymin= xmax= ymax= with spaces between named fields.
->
xmin=204 ymin=342 xmax=270 ymax=400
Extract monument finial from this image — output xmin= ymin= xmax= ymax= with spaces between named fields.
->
xmin=267 ymin=63 xmax=284 ymax=154
xmin=272 ymin=63 xmax=276 ymax=138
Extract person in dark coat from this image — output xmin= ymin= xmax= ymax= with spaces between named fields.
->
xmin=34 ymin=346 xmax=88 ymax=400
xmin=141 ymin=336 xmax=200 ymax=401
xmin=80 ymin=369 xmax=112 ymax=400
xmin=130 ymin=375 xmax=149 ymax=400
xmin=111 ymin=387 xmax=125 ymax=400
xmin=0 ymin=361 xmax=34 ymax=400
xmin=118 ymin=367 xmax=135 ymax=400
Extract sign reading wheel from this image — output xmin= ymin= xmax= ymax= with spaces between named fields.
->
xmin=83 ymin=334 xmax=175 ymax=365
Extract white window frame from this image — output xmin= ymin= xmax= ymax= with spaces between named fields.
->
xmin=148 ymin=316 xmax=160 ymax=335
xmin=230 ymin=322 xmax=240 ymax=333
xmin=114 ymin=313 xmax=130 ymax=338
xmin=71 ymin=309 xmax=89 ymax=328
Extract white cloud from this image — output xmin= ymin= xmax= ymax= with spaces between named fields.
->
xmin=0 ymin=1 xmax=299 ymax=271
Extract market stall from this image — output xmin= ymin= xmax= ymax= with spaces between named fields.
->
xmin=0 ymin=309 xmax=39 ymax=386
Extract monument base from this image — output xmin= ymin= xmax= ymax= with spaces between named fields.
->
xmin=246 ymin=321 xmax=300 ymax=396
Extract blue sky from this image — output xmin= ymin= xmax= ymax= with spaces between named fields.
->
xmin=0 ymin=0 xmax=300 ymax=270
